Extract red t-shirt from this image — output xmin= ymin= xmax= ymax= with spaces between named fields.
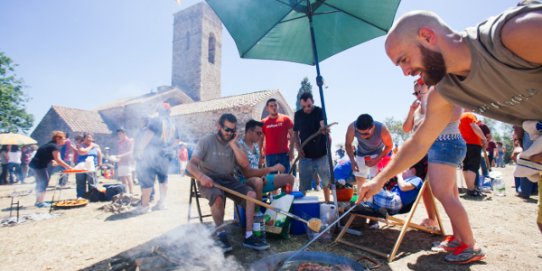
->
xmin=262 ymin=114 xmax=293 ymax=155
xmin=459 ymin=112 xmax=482 ymax=146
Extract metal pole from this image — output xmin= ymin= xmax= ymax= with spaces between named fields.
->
xmin=306 ymin=0 xmax=337 ymax=209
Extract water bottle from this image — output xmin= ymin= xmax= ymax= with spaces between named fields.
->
xmin=492 ymin=177 xmax=506 ymax=196
xmin=253 ymin=211 xmax=266 ymax=241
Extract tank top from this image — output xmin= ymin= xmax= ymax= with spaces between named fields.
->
xmin=437 ymin=4 xmax=542 ymax=126
xmin=354 ymin=121 xmax=384 ymax=156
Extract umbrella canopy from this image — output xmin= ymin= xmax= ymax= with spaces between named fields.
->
xmin=206 ymin=0 xmax=401 ymax=65
xmin=0 ymin=133 xmax=37 ymax=145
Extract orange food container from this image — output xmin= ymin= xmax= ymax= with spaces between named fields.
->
xmin=336 ymin=187 xmax=354 ymax=202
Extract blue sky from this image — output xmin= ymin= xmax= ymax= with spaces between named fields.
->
xmin=0 ymin=0 xmax=518 ymax=145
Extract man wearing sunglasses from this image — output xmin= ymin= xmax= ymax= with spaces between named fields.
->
xmin=345 ymin=114 xmax=394 ymax=196
xmin=236 ymin=119 xmax=295 ymax=201
xmin=293 ymin=92 xmax=332 ymax=202
xmin=187 ymin=114 xmax=269 ymax=252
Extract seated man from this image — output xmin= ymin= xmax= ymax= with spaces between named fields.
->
xmin=359 ymin=165 xmax=423 ymax=215
xmin=236 ymin=119 xmax=295 ymax=201
xmin=187 ymin=114 xmax=269 ymax=252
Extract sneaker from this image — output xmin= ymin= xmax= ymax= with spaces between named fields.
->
xmin=243 ymin=235 xmax=270 ymax=251
xmin=151 ymin=202 xmax=167 ymax=211
xmin=431 ymin=235 xmax=460 ymax=252
xmin=34 ymin=202 xmax=51 ymax=208
xmin=444 ymin=243 xmax=486 ymax=264
xmin=466 ymin=189 xmax=484 ymax=198
xmin=132 ymin=205 xmax=150 ymax=215
xmin=368 ymin=221 xmax=380 ymax=230
xmin=217 ymin=232 xmax=233 ymax=253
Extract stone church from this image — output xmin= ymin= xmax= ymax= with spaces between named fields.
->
xmin=31 ymin=2 xmax=293 ymax=147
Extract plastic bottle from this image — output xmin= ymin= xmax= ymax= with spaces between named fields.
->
xmin=253 ymin=211 xmax=266 ymax=241
xmin=492 ymin=177 xmax=506 ymax=196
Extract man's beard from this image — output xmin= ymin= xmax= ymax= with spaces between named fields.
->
xmin=218 ymin=131 xmax=234 ymax=142
xmin=418 ymin=45 xmax=446 ymax=86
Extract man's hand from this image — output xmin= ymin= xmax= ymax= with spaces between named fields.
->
xmin=356 ymin=179 xmax=384 ymax=204
xmin=272 ymin=163 xmax=285 ymax=173
xmin=350 ymin=159 xmax=359 ymax=172
xmin=410 ymin=100 xmax=421 ymax=110
xmin=199 ymin=175 xmax=214 ymax=188
xmin=228 ymin=133 xmax=241 ymax=147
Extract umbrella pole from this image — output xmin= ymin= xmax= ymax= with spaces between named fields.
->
xmin=306 ymin=0 xmax=338 ymax=210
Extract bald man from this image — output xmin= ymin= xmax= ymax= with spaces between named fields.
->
xmin=360 ymin=3 xmax=542 ymax=264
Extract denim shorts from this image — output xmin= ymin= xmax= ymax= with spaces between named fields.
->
xmin=299 ymin=156 xmax=331 ymax=192
xmin=427 ymin=135 xmax=466 ymax=167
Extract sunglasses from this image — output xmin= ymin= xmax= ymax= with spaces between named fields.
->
xmin=222 ymin=126 xmax=236 ymax=133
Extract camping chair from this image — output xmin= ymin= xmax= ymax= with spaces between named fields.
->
xmin=334 ymin=181 xmax=445 ymax=262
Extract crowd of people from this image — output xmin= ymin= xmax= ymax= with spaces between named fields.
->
xmin=2 ymin=1 xmax=541 ymax=266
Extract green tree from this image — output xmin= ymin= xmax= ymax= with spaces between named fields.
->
xmin=0 ymin=52 xmax=33 ymax=133
xmin=295 ymin=77 xmax=312 ymax=111
xmin=384 ymin=117 xmax=408 ymax=146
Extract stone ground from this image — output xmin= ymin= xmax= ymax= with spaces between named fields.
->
xmin=0 ymin=165 xmax=540 ymax=271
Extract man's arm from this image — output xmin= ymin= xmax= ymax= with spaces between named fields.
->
xmin=366 ymin=125 xmax=394 ymax=167
xmin=241 ymin=163 xmax=284 ymax=178
xmin=471 ymin=123 xmax=487 ymax=147
xmin=501 ymin=9 xmax=542 ymax=64
xmin=403 ymin=100 xmax=420 ymax=133
xmin=288 ymin=128 xmax=295 ymax=161
xmin=52 ymin=150 xmax=72 ymax=169
xmin=229 ymin=136 xmax=249 ymax=169
xmin=396 ymin=175 xmax=416 ymax=192
xmin=187 ymin=156 xmax=214 ymax=187
xmin=359 ymin=90 xmax=453 ymax=201
xmin=293 ymin=130 xmax=303 ymax=157
xmin=344 ymin=124 xmax=359 ymax=172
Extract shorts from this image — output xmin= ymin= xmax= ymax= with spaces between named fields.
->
xmin=299 ymin=156 xmax=331 ymax=192
xmin=262 ymin=174 xmax=276 ymax=193
xmin=33 ymin=168 xmax=49 ymax=193
xmin=463 ymin=144 xmax=482 ymax=173
xmin=198 ymin=175 xmax=253 ymax=207
xmin=353 ymin=155 xmax=379 ymax=179
xmin=117 ymin=165 xmax=133 ymax=177
xmin=137 ymin=158 xmax=169 ymax=189
xmin=266 ymin=153 xmax=291 ymax=174
xmin=428 ymin=135 xmax=466 ymax=167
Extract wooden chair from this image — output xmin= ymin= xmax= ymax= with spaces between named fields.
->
xmin=334 ymin=181 xmax=445 ymax=262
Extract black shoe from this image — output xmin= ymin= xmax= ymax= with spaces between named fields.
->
xmin=466 ymin=189 xmax=483 ymax=197
xmin=243 ymin=235 xmax=270 ymax=251
xmin=217 ymin=232 xmax=233 ymax=253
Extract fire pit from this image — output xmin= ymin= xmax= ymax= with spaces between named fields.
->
xmin=250 ymin=251 xmax=369 ymax=271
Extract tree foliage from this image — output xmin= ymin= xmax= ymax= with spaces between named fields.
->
xmin=384 ymin=117 xmax=408 ymax=146
xmin=0 ymin=52 xmax=33 ymax=134
xmin=295 ymin=77 xmax=312 ymax=111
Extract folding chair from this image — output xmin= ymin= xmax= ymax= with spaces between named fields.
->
xmin=334 ymin=181 xmax=445 ymax=262
xmin=187 ymin=176 xmax=242 ymax=224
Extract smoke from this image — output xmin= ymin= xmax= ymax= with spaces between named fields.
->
xmin=139 ymin=223 xmax=244 ymax=271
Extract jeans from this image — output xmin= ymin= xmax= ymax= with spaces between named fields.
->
xmin=266 ymin=153 xmax=291 ymax=174
xmin=7 ymin=162 xmax=22 ymax=184
xmin=76 ymin=173 xmax=96 ymax=198
xmin=299 ymin=156 xmax=330 ymax=192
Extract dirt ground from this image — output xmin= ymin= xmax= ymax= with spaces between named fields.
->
xmin=0 ymin=165 xmax=540 ymax=271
